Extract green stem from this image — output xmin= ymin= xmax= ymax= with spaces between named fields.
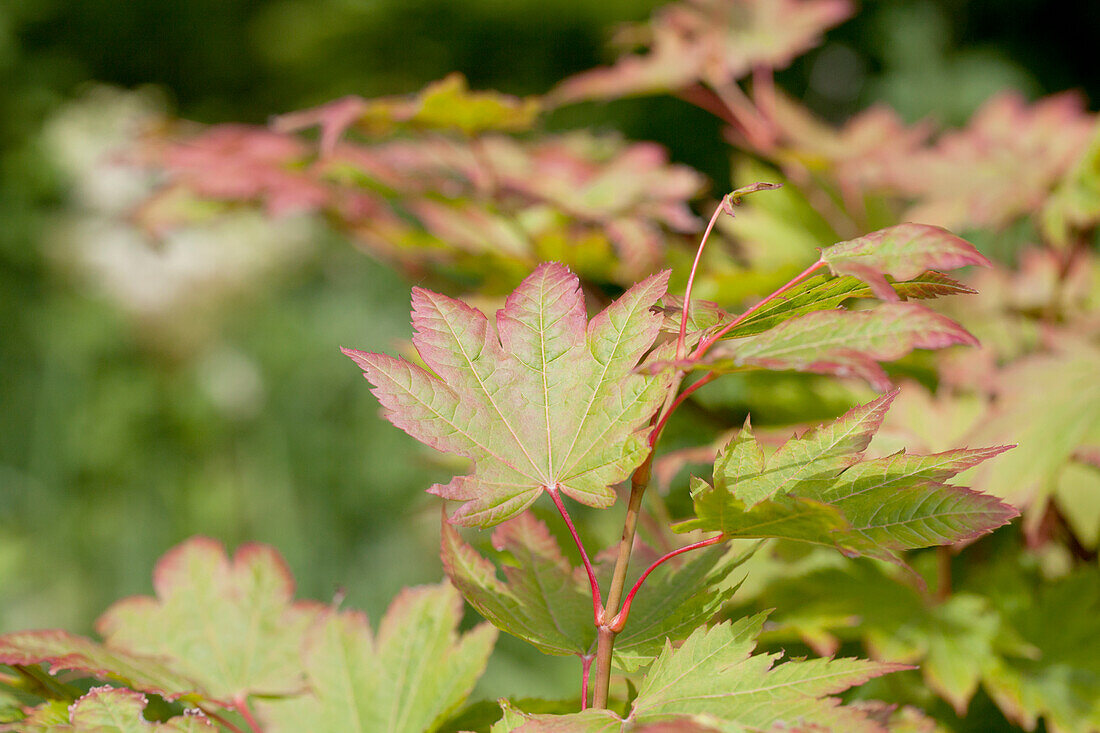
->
xmin=591 ymin=453 xmax=653 ymax=708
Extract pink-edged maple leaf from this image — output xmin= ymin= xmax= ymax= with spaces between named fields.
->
xmin=153 ymin=125 xmax=331 ymax=217
xmin=819 ymin=223 xmax=992 ymax=301
xmin=677 ymin=303 xmax=977 ymax=391
xmin=344 ymin=263 xmax=672 ymax=527
xmin=549 ymin=0 xmax=852 ymax=105
xmin=892 ymin=91 xmax=1096 ymax=230
xmin=95 ymin=537 xmax=324 ymax=704
xmin=273 ymin=73 xmax=538 ymax=153
xmin=767 ymin=92 xmax=934 ymax=195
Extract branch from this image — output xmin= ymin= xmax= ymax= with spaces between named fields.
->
xmin=591 ymin=453 xmax=653 ymax=709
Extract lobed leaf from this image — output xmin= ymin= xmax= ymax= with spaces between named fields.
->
xmin=441 ymin=514 xmax=748 ymax=670
xmin=724 ymin=271 xmax=975 ymax=339
xmin=273 ymin=73 xmax=539 ymax=152
xmin=691 ymin=303 xmax=978 ymax=391
xmin=345 ymin=263 xmax=672 ymax=527
xmin=548 ymin=0 xmax=853 ymax=105
xmin=677 ymin=393 xmax=1017 ymax=565
xmin=14 ymin=687 xmax=215 ymax=732
xmin=658 ymin=271 xmax=973 ymax=344
xmin=818 ymin=223 xmax=991 ymax=302
xmin=893 ymin=92 xmax=1097 ymax=231
xmin=440 ymin=514 xmax=595 ymax=658
xmin=95 ymin=537 xmax=324 ymax=703
xmin=966 ymin=339 xmax=1100 ymax=510
xmin=506 ymin=616 xmax=904 ymax=732
xmin=257 ymin=582 xmax=495 ymax=733
xmin=0 ymin=631 xmax=205 ymax=704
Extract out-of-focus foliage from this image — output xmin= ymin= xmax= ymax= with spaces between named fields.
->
xmin=2 ymin=0 xmax=1099 ymax=730
xmin=0 ymin=539 xmax=497 ymax=733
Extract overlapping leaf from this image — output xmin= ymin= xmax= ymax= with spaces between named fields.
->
xmin=13 ymin=687 xmax=215 ymax=732
xmin=747 ymin=562 xmax=1020 ymax=716
xmin=676 ymin=392 xmax=1017 ymax=565
xmin=748 ymin=548 xmax=1100 ymax=731
xmin=980 ymin=567 xmax=1100 ymax=733
xmin=686 ymin=303 xmax=977 ymax=390
xmin=965 ymin=338 xmax=1100 ymax=512
xmin=345 ymin=263 xmax=672 ymax=527
xmin=658 ymin=271 xmax=973 ymax=343
xmin=504 ymin=614 xmax=904 ymax=732
xmin=0 ymin=631 xmax=204 ymax=704
xmin=95 ymin=537 xmax=323 ymax=703
xmin=441 ymin=513 xmax=747 ymax=670
xmin=274 ymin=73 xmax=539 ymax=152
xmin=440 ymin=515 xmax=594 ymax=658
xmin=549 ymin=0 xmax=853 ymax=104
xmin=893 ymin=92 xmax=1096 ymax=230
xmin=256 ymin=582 xmax=495 ymax=733
xmin=818 ymin=223 xmax=991 ymax=301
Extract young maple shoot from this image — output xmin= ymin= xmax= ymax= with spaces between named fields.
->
xmin=343 ymin=186 xmax=1017 ymax=723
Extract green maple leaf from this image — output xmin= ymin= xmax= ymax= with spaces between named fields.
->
xmin=94 ymin=537 xmax=323 ymax=704
xmin=748 ymin=562 xmax=1012 ymax=715
xmin=274 ymin=73 xmax=538 ymax=151
xmin=677 ymin=392 xmax=1017 ymax=564
xmin=345 ymin=263 xmax=672 ymax=527
xmin=440 ymin=514 xmax=594 ymax=658
xmin=17 ymin=687 xmax=214 ymax=732
xmin=981 ymin=567 xmax=1100 ymax=733
xmin=256 ymin=581 xmax=496 ymax=733
xmin=441 ymin=513 xmax=747 ymax=670
xmin=505 ymin=615 xmax=904 ymax=732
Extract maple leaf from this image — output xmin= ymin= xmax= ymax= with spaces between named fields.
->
xmin=818 ymin=223 xmax=991 ymax=302
xmin=891 ymin=92 xmax=1096 ymax=231
xmin=684 ymin=303 xmax=977 ymax=391
xmin=0 ymin=630 xmax=205 ymax=704
xmin=14 ymin=687 xmax=215 ymax=732
xmin=256 ymin=581 xmax=496 ymax=733
xmin=980 ymin=567 xmax=1100 ymax=733
xmin=95 ymin=537 xmax=323 ymax=704
xmin=549 ymin=0 xmax=853 ymax=105
xmin=659 ymin=271 xmax=974 ymax=344
xmin=676 ymin=392 xmax=1017 ymax=565
xmin=440 ymin=514 xmax=594 ymax=658
xmin=441 ymin=514 xmax=747 ymax=670
xmin=965 ymin=337 xmax=1100 ymax=511
xmin=155 ymin=125 xmax=330 ymax=217
xmin=273 ymin=73 xmax=539 ymax=153
xmin=344 ymin=263 xmax=672 ymax=527
xmin=767 ymin=92 xmax=934 ymax=194
xmin=506 ymin=614 xmax=904 ymax=732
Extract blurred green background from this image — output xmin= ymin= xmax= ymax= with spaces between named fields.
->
xmin=0 ymin=0 xmax=1097 ymax=701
